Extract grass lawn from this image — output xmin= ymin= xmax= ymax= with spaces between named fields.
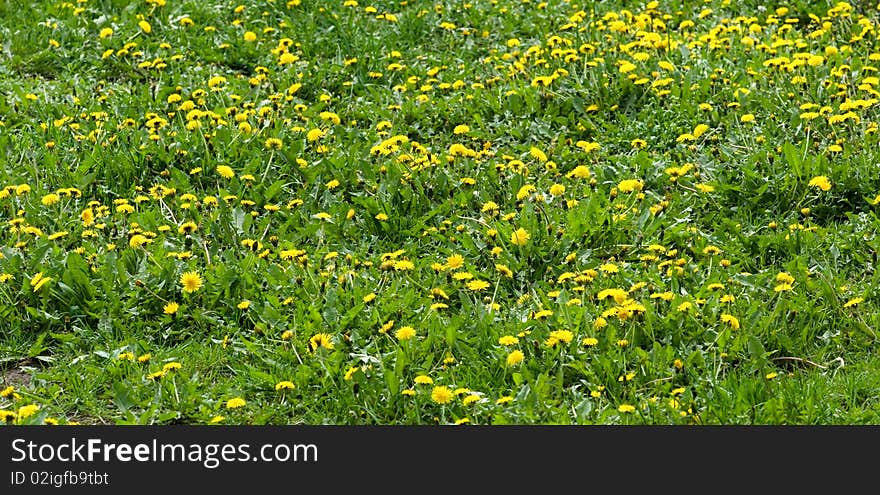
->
xmin=1 ymin=0 xmax=879 ymax=425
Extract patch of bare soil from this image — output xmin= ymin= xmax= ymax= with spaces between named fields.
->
xmin=2 ymin=365 xmax=32 ymax=389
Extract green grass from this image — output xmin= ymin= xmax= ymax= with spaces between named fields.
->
xmin=1 ymin=0 xmax=879 ymax=425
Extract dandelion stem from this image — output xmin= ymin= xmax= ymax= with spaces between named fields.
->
xmin=456 ymin=215 xmax=490 ymax=228
xmin=200 ymin=236 xmax=212 ymax=266
xmin=260 ymin=153 xmax=276 ymax=184
xmin=139 ymin=280 xmax=169 ymax=304
xmin=288 ymin=318 xmax=304 ymax=365
xmin=259 ymin=220 xmax=272 ymax=243
xmin=143 ymin=249 xmax=164 ymax=269
xmin=172 ymin=376 xmax=180 ymax=404
xmin=158 ymin=198 xmax=178 ymax=225
xmin=488 ymin=275 xmax=501 ymax=314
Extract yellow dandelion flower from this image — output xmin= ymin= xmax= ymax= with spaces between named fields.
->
xmin=808 ymin=175 xmax=832 ymax=191
xmin=617 ymin=179 xmax=644 ymax=192
xmin=498 ymin=335 xmax=519 ymax=346
xmin=431 ymin=386 xmax=454 ymax=404
xmin=529 ymin=146 xmax=548 ymax=162
xmin=379 ymin=320 xmax=394 ymax=334
xmin=129 ymin=234 xmax=151 ymax=249
xmin=720 ymin=313 xmax=740 ymax=329
xmin=843 ymin=297 xmax=863 ymax=308
xmin=414 ymin=375 xmax=433 ymax=385
xmin=180 ymin=271 xmax=203 ymax=294
xmin=216 ymin=165 xmax=235 ymax=179
xmin=510 ymin=227 xmax=530 ymax=246
xmin=548 ymin=330 xmax=574 ymax=345
xmin=597 ymin=288 xmax=628 ymax=304
xmin=162 ymin=362 xmax=181 ymax=372
xmin=343 ymin=366 xmax=359 ymax=381
xmin=163 ymin=302 xmax=179 ymax=315
xmin=395 ymin=326 xmax=416 ymax=341
xmin=178 ymin=221 xmax=198 ymax=234
xmin=532 ymin=309 xmax=553 ymax=319
xmin=17 ymin=404 xmax=40 ymax=419
xmin=549 ymin=184 xmax=566 ymax=196
xmin=81 ymin=208 xmax=95 ymax=226
xmin=462 ymin=394 xmax=480 ymax=406
xmin=445 ymin=253 xmax=465 ymax=270
xmin=279 ymin=52 xmax=298 ymax=65
xmin=506 ymin=349 xmax=525 ymax=366
xmin=567 ymin=165 xmax=592 ymax=179
xmin=308 ymin=333 xmax=335 ymax=351
xmin=599 ymin=263 xmax=619 ymax=274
